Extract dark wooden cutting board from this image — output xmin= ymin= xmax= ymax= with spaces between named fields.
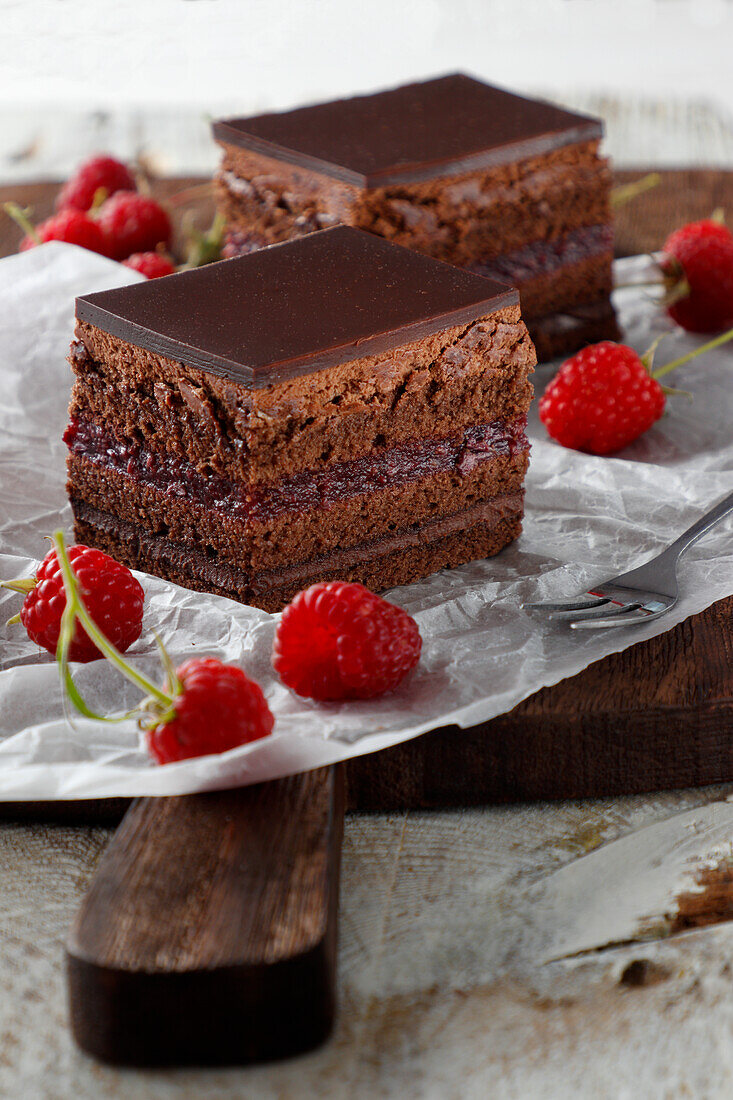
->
xmin=1 ymin=170 xmax=731 ymax=1064
xmin=67 ymin=769 xmax=344 ymax=1066
xmin=1 ymin=169 xmax=731 ymax=816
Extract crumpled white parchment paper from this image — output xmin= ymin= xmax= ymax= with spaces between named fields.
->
xmin=0 ymin=241 xmax=731 ymax=799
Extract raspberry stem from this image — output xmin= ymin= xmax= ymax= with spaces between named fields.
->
xmin=613 ymin=278 xmax=665 ymax=291
xmin=1 ymin=575 xmax=32 ymax=628
xmin=166 ymin=181 xmax=214 ymax=209
xmin=89 ymin=187 xmax=108 ymax=212
xmin=1 ymin=577 xmax=36 ymax=595
xmin=52 ymin=530 xmax=173 ymax=719
xmin=3 ymin=202 xmax=40 ymax=244
xmin=610 ymin=173 xmax=661 ymax=209
xmin=613 ymin=252 xmax=674 ymax=295
xmin=651 ymin=326 xmax=733 ymax=380
xmin=181 ymin=211 xmax=226 ymax=269
xmin=1 ymin=576 xmax=35 ymax=627
xmin=152 ymin=630 xmax=183 ymax=697
xmin=639 ymin=332 xmax=668 ymax=372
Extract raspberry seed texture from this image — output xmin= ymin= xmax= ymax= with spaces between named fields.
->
xmin=146 ymin=657 xmax=275 ymax=764
xmin=97 ymin=191 xmax=172 ymax=260
xmin=273 ymin=581 xmax=422 ymax=701
xmin=19 ymin=544 xmax=144 ymax=663
xmin=539 ymin=341 xmax=666 ymax=455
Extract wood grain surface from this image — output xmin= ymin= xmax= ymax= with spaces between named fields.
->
xmin=67 ymin=767 xmax=344 ymax=1066
xmin=0 ymin=169 xmax=730 ymax=815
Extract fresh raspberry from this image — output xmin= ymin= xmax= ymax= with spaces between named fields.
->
xmin=19 ymin=208 xmax=109 ymax=256
xmin=96 ymin=191 xmax=172 ymax=260
xmin=55 ymin=155 xmax=136 ymax=213
xmin=122 ymin=251 xmax=176 ymax=279
xmin=146 ymin=657 xmax=274 ymax=764
xmin=273 ymin=581 xmax=422 ymax=701
xmin=662 ymin=219 xmax=733 ymax=333
xmin=539 ymin=341 xmax=666 ymax=455
xmin=17 ymin=544 xmax=144 ymax=663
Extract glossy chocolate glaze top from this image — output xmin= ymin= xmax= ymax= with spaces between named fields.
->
xmin=212 ymin=74 xmax=603 ymax=187
xmin=75 ymin=227 xmax=517 ymax=387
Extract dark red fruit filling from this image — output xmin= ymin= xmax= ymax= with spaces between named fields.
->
xmin=65 ymin=415 xmax=529 ymax=524
xmin=471 ymin=224 xmax=613 ymax=284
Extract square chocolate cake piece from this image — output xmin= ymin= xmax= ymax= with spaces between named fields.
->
xmin=213 ymin=73 xmax=618 ymax=363
xmin=66 ymin=227 xmax=534 ymax=612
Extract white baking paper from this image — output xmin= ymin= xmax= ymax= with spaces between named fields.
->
xmin=0 ymin=241 xmax=731 ymax=799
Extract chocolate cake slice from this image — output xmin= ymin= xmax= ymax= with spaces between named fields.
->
xmin=213 ymin=73 xmax=618 ymax=363
xmin=66 ymin=226 xmax=534 ymax=612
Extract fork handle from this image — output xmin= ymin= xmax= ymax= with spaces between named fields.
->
xmin=662 ymin=489 xmax=733 ymax=563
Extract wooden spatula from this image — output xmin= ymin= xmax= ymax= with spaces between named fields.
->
xmin=67 ymin=765 xmax=344 ymax=1066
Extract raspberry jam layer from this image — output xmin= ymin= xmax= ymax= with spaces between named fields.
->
xmin=470 ymin=224 xmax=613 ymax=285
xmin=222 ymin=229 xmax=272 ymax=259
xmin=65 ymin=416 xmax=529 ymax=524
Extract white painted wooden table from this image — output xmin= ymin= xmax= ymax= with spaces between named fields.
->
xmin=2 ymin=92 xmax=733 ymax=182
xmin=1 ymin=98 xmax=733 ymax=1099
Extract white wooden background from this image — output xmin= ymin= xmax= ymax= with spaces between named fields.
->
xmin=1 ymin=94 xmax=733 ymax=186
xmin=5 ymin=0 xmax=733 ymax=113
xmin=2 ymin=0 xmax=733 ymax=181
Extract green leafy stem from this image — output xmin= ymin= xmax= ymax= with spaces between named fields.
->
xmin=52 ymin=530 xmax=179 ymax=726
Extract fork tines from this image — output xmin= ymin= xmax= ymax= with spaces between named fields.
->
xmin=523 ymin=591 xmax=665 ymax=630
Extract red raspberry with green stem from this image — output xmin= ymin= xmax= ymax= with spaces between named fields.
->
xmin=2 ymin=542 xmax=143 ymax=662
xmin=539 ymin=328 xmax=733 ymax=455
xmin=49 ymin=531 xmax=273 ymax=763
xmin=662 ymin=217 xmax=733 ymax=334
xmin=617 ymin=213 xmax=733 ymax=335
xmin=4 ymin=202 xmax=109 ymax=256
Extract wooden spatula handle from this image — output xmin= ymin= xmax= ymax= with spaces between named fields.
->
xmin=66 ymin=765 xmax=344 ymax=1066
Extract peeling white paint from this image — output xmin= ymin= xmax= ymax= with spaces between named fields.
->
xmin=537 ymin=800 xmax=733 ymax=962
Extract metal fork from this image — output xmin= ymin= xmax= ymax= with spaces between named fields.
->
xmin=524 ymin=489 xmax=733 ymax=630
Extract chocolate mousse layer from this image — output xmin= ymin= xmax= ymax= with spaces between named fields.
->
xmin=67 ymin=228 xmax=534 ymax=610
xmin=213 ymin=74 xmax=617 ymax=361
xmin=72 ymin=492 xmax=524 ymax=613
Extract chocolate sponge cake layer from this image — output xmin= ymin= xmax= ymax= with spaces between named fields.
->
xmin=71 ymin=493 xmax=524 ymax=614
xmin=68 ymin=228 xmax=534 ymax=610
xmin=70 ymin=304 xmax=534 ymax=482
xmin=66 ymin=420 xmax=529 ymax=572
xmin=213 ymin=74 xmax=616 ymax=361
xmin=215 ymin=141 xmax=610 ymax=265
xmin=216 ymin=141 xmax=611 ymax=268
